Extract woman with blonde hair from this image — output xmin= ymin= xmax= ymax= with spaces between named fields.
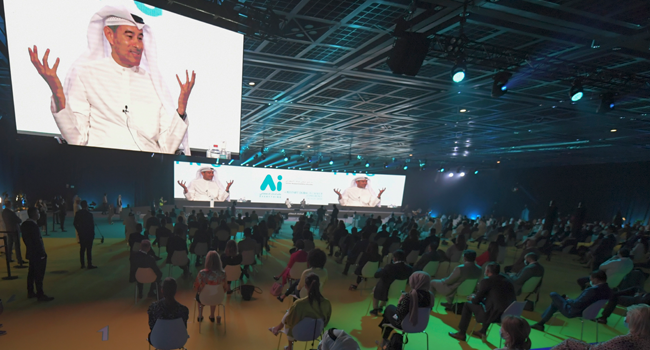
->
xmin=497 ymin=315 xmax=531 ymax=350
xmin=551 ymin=304 xmax=650 ymax=350
xmin=193 ymin=250 xmax=227 ymax=323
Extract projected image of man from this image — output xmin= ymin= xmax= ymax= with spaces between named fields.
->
xmin=333 ymin=176 xmax=386 ymax=207
xmin=178 ymin=167 xmax=233 ymax=201
xmin=27 ymin=5 xmax=196 ymax=154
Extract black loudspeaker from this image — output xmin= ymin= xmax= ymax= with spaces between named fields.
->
xmin=386 ymin=32 xmax=430 ymax=76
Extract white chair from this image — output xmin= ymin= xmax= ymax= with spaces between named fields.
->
xmin=422 ymin=261 xmax=440 ymax=278
xmin=149 ymin=226 xmax=158 ymax=239
xmin=381 ymin=307 xmax=431 ymax=350
xmin=134 ymin=268 xmax=159 ymax=304
xmin=132 ymin=241 xmax=141 ymax=252
xmin=358 ymin=261 xmax=380 ymax=296
xmin=241 ymin=250 xmax=257 ymax=274
xmin=471 ymin=301 xmax=526 ymax=346
xmin=376 ymin=237 xmax=387 ymax=247
xmin=165 ymin=223 xmax=174 ymax=232
xmin=276 ymin=317 xmax=325 ymax=350
xmin=188 ymin=228 xmax=197 ymax=240
xmin=405 ymin=250 xmax=419 ymax=265
xmin=193 ymin=284 xmax=226 ymax=334
xmin=158 ymin=237 xmax=169 ymax=256
xmin=289 ymin=262 xmax=308 ymax=282
xmin=388 ymin=279 xmax=408 ymax=305
xmin=520 ymin=276 xmax=543 ymax=309
xmin=168 ymin=251 xmax=189 ymax=277
xmin=148 ymin=318 xmax=189 ymax=350
xmin=443 ymin=279 xmax=478 ymax=314
xmin=555 ymin=299 xmax=608 ymax=341
xmin=388 ymin=242 xmax=401 ymax=254
xmin=193 ymin=242 xmax=209 ymax=265
xmin=225 ymin=265 xmax=242 ymax=292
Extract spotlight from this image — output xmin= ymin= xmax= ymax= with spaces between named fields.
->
xmin=474 ymin=170 xmax=478 ymax=175
xmin=403 ymin=165 xmax=408 ymax=170
xmin=248 ymin=81 xmax=256 ymax=86
xmin=384 ymin=162 xmax=389 ymax=168
xmin=365 ymin=162 xmax=370 ymax=168
xmin=460 ymin=172 xmax=465 ymax=177
xmin=597 ymin=92 xmax=615 ymax=114
xmin=451 ymin=59 xmax=466 ymax=83
xmin=439 ymin=168 xmax=445 ymax=172
xmin=448 ymin=173 xmax=454 ymax=177
xmin=492 ymin=71 xmax=512 ymax=98
xmin=284 ymin=157 xmax=289 ymax=162
xmin=569 ymin=79 xmax=584 ymax=102
xmin=329 ymin=160 xmax=334 ymax=165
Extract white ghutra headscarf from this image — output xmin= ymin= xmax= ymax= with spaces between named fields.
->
xmin=345 ymin=176 xmax=378 ymax=198
xmin=194 ymin=166 xmax=228 ymax=200
xmin=62 ymin=5 xmax=190 ymax=154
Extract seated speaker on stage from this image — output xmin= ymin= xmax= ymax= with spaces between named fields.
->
xmin=177 ymin=166 xmax=233 ymax=201
xmin=333 ymin=176 xmax=386 ymax=207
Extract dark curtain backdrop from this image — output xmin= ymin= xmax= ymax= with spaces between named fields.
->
xmin=403 ymin=162 xmax=650 ymax=224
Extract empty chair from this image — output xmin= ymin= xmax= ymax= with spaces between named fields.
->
xmin=241 ymin=250 xmax=257 ymax=273
xmin=358 ymin=261 xmax=381 ymax=295
xmin=168 ymin=251 xmax=189 ymax=277
xmin=148 ymin=318 xmax=189 ymax=350
xmin=387 ymin=279 xmax=408 ymax=305
xmin=193 ymin=242 xmax=209 ymax=265
xmin=276 ymin=317 xmax=325 ymax=350
xmin=381 ymin=308 xmax=431 ymax=350
xmin=422 ymin=261 xmax=440 ymax=278
xmin=405 ymin=250 xmax=419 ymax=265
xmin=443 ymin=279 xmax=478 ymax=314
xmin=134 ymin=268 xmax=159 ymax=304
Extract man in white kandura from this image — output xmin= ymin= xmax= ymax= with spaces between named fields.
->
xmin=178 ymin=167 xmax=233 ymax=202
xmin=333 ymin=176 xmax=386 ymax=207
xmin=28 ymin=5 xmax=195 ymax=154
xmin=285 ymin=198 xmax=291 ymax=209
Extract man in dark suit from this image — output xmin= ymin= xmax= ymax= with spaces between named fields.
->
xmin=413 ymin=238 xmax=443 ymax=271
xmin=343 ymin=230 xmax=371 ymax=275
xmin=152 ymin=217 xmax=172 ymax=247
xmin=449 ymin=263 xmax=515 ymax=341
xmin=145 ymin=210 xmax=160 ymax=231
xmin=510 ymin=252 xmax=545 ymax=295
xmin=21 ymin=207 xmax=54 ymax=301
xmin=370 ymin=250 xmax=413 ymax=316
xmin=331 ymin=204 xmax=339 ymax=222
xmin=130 ymin=240 xmax=162 ymax=299
xmin=431 ymin=250 xmax=483 ymax=307
xmin=2 ymin=200 xmax=25 ymax=265
xmin=166 ymin=228 xmax=190 ymax=278
xmin=73 ymin=200 xmax=97 ymax=269
xmin=531 ymin=269 xmax=612 ymax=331
xmin=129 ymin=224 xmax=147 ymax=250
xmin=58 ymin=198 xmax=67 ymax=231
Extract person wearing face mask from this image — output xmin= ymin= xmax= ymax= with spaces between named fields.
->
xmin=550 ymin=304 xmax=650 ymax=350
xmin=531 ymin=270 xmax=612 ymax=332
xmin=495 ymin=315 xmax=532 ymax=350
xmin=509 ymin=253 xmax=544 ymax=296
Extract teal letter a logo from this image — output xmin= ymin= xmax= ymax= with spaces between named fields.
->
xmin=260 ymin=175 xmax=283 ymax=191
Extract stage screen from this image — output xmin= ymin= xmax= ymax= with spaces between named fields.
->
xmin=4 ymin=0 xmax=243 ymax=155
xmin=174 ymin=162 xmax=407 ymax=207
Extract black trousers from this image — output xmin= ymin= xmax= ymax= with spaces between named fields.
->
xmin=379 ymin=305 xmax=401 ymax=339
xmin=137 ymin=281 xmax=159 ymax=297
xmin=284 ymin=279 xmax=300 ymax=297
xmin=458 ymin=302 xmax=490 ymax=335
xmin=80 ymin=240 xmax=93 ymax=266
xmin=59 ymin=213 xmax=66 ymax=230
xmin=27 ymin=256 xmax=47 ymax=296
xmin=601 ymin=288 xmax=650 ymax=319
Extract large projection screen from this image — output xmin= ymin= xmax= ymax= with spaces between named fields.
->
xmin=4 ymin=0 xmax=243 ymax=155
xmin=174 ymin=162 xmax=407 ymax=207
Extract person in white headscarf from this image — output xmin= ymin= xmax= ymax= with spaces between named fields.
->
xmin=318 ymin=329 xmax=360 ymax=350
xmin=28 ymin=5 xmax=194 ymax=154
xmin=333 ymin=176 xmax=385 ymax=207
xmin=177 ymin=166 xmax=233 ymax=201
xmin=285 ymin=198 xmax=292 ymax=209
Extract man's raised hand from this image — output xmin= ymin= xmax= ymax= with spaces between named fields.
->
xmin=226 ymin=180 xmax=234 ymax=191
xmin=378 ymin=188 xmax=387 ymax=198
xmin=333 ymin=188 xmax=342 ymax=199
xmin=28 ymin=46 xmax=66 ymax=111
xmin=176 ymin=70 xmax=196 ymax=116
xmin=177 ymin=180 xmax=188 ymax=193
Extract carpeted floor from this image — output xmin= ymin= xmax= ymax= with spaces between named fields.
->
xmin=0 ymin=216 xmax=639 ymax=350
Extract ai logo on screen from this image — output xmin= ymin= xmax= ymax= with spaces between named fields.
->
xmin=260 ymin=175 xmax=283 ymax=191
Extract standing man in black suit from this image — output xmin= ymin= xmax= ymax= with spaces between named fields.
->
xmin=51 ymin=196 xmax=60 ymax=232
xmin=331 ymin=204 xmax=339 ymax=223
xmin=130 ymin=240 xmax=162 ymax=299
xmin=58 ymin=197 xmax=67 ymax=232
xmin=73 ymin=200 xmax=97 ymax=269
xmin=2 ymin=200 xmax=25 ymax=265
xmin=21 ymin=207 xmax=54 ymax=301
xmin=449 ymin=263 xmax=516 ymax=341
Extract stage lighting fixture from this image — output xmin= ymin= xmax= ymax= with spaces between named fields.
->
xmin=357 ymin=155 xmax=362 ymax=159
xmin=451 ymin=60 xmax=466 ymax=83
xmin=569 ymin=79 xmax=584 ymax=102
xmin=474 ymin=170 xmax=479 ymax=175
xmin=403 ymin=165 xmax=408 ymax=170
xmin=329 ymin=160 xmax=334 ymax=165
xmin=448 ymin=173 xmax=454 ymax=177
xmin=597 ymin=92 xmax=615 ymax=114
xmin=384 ymin=162 xmax=389 ymax=168
xmin=365 ymin=162 xmax=370 ymax=168
xmin=248 ymin=81 xmax=255 ymax=86
xmin=610 ymin=129 xmax=617 ymax=133
xmin=439 ymin=168 xmax=445 ymax=172
xmin=491 ymin=71 xmax=512 ymax=98
xmin=284 ymin=157 xmax=289 ymax=162
xmin=460 ymin=172 xmax=465 ymax=177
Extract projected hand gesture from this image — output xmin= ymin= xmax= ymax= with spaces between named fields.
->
xmin=333 ymin=188 xmax=342 ymax=200
xmin=28 ymin=46 xmax=66 ymax=111
xmin=177 ymin=180 xmax=188 ymax=193
xmin=176 ymin=70 xmax=196 ymax=116
xmin=378 ymin=188 xmax=386 ymax=198
xmin=226 ymin=180 xmax=234 ymax=192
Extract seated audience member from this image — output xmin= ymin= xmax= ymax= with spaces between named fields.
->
xmin=374 ymin=225 xmax=390 ymax=243
xmin=577 ymin=248 xmax=633 ymax=290
xmin=175 ymin=216 xmax=188 ymax=236
xmin=498 ymin=316 xmax=532 ymax=350
xmin=220 ymin=240 xmax=243 ymax=294
xmin=268 ymin=274 xmax=332 ymax=350
xmin=506 ymin=239 xmax=540 ymax=274
xmin=377 ymin=272 xmax=433 ymax=348
xmin=631 ymin=236 xmax=648 ymax=264
xmin=147 ymin=278 xmax=189 ymax=342
xmin=319 ymin=329 xmax=361 ymax=350
xmin=370 ymin=250 xmax=413 ymax=316
xmin=194 ymin=251 xmax=227 ymax=322
xmin=153 ymin=218 xmax=171 ymax=247
xmin=349 ymin=242 xmax=382 ymax=290
xmin=552 ymin=304 xmax=650 ymax=350
xmin=380 ymin=230 xmax=401 ymax=257
xmin=343 ymin=231 xmax=372 ymax=275
xmin=280 ymin=248 xmax=328 ymax=302
xmin=400 ymin=229 xmax=421 ymax=257
xmin=166 ymin=228 xmax=190 ymax=279
xmin=274 ymin=240 xmax=308 ymax=285
xmin=238 ymin=228 xmax=257 ymax=253
xmin=145 ymin=210 xmax=160 ymax=231
xmin=431 ymin=250 xmax=482 ymax=309
xmin=130 ymin=240 xmax=162 ymax=299
xmin=190 ymin=221 xmax=212 ymax=266
xmin=476 ymin=241 xmax=499 ymax=267
xmin=129 ymin=224 xmax=147 ymax=250
xmin=510 ymin=252 xmax=545 ymax=296
xmin=596 ymin=287 xmax=650 ymax=324
xmin=449 ymin=263 xmax=516 ymax=341
xmin=446 ymin=235 xmax=467 ymax=263
xmin=413 ymin=238 xmax=444 ymax=272
xmin=531 ymin=270 xmax=612 ymax=331
xmin=419 ymin=228 xmax=437 ymax=254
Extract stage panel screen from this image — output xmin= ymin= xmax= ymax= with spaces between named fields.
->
xmin=174 ymin=162 xmax=407 ymax=207
xmin=4 ymin=0 xmax=243 ymax=155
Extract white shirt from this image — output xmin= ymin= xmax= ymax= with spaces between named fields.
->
xmin=285 ymin=200 xmax=291 ymax=208
xmin=52 ymin=57 xmax=187 ymax=153
xmin=599 ymin=257 xmax=634 ymax=288
xmin=184 ymin=178 xmax=228 ymax=202
xmin=339 ymin=187 xmax=380 ymax=207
